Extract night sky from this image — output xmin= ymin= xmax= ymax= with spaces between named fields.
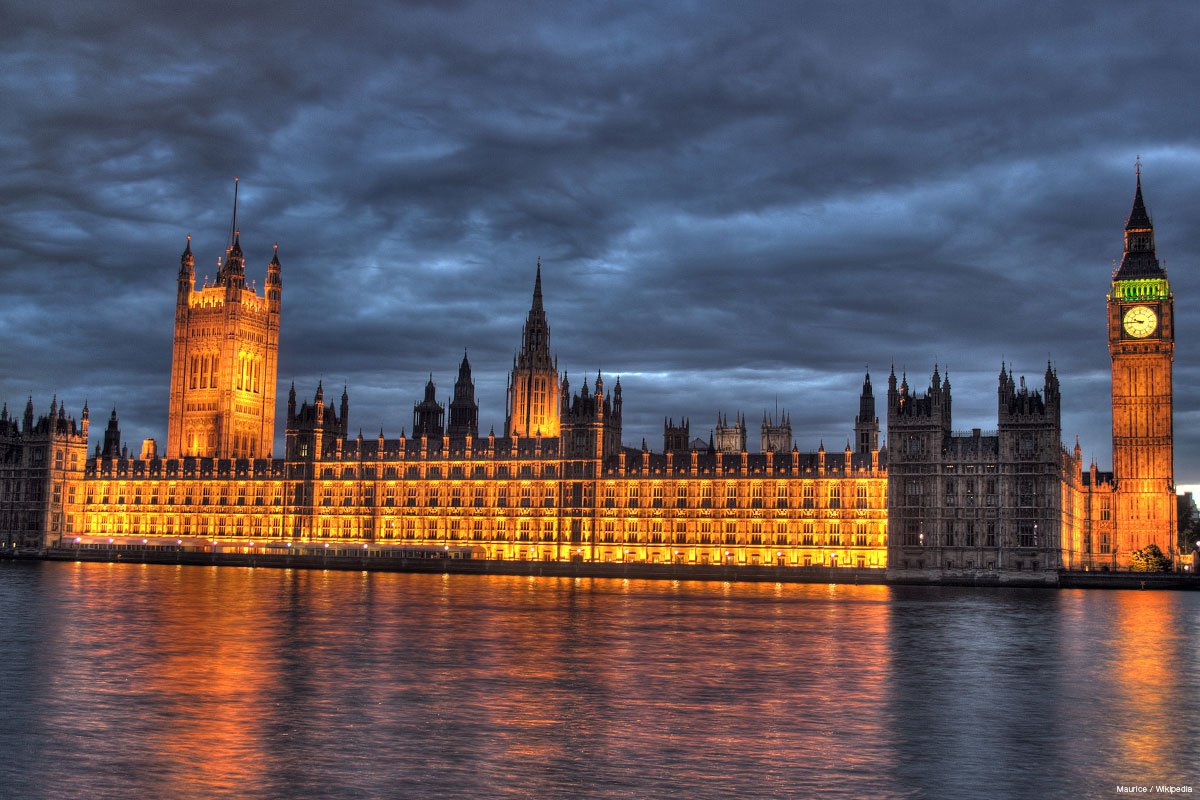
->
xmin=2 ymin=2 xmax=1199 ymax=482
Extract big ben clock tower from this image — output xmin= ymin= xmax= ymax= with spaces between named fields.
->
xmin=1108 ymin=166 xmax=1176 ymax=564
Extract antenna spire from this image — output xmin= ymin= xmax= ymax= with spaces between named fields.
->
xmin=229 ymin=176 xmax=240 ymax=247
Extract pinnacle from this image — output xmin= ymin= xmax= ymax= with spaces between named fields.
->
xmin=532 ymin=257 xmax=543 ymax=308
xmin=1126 ymin=169 xmax=1152 ymax=231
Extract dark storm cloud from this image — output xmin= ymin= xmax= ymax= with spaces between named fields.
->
xmin=2 ymin=0 xmax=1200 ymax=479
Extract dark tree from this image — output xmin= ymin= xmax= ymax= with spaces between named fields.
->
xmin=1177 ymin=493 xmax=1200 ymax=551
xmin=1129 ymin=543 xmax=1172 ymax=573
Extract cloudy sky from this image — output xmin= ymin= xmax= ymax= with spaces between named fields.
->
xmin=2 ymin=1 xmax=1199 ymax=481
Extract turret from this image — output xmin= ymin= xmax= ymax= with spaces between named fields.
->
xmin=760 ymin=409 xmax=792 ymax=453
xmin=855 ymin=369 xmax=879 ymax=456
xmin=997 ymin=362 xmax=1059 ymax=426
xmin=664 ymin=417 xmax=690 ymax=454
xmin=266 ymin=243 xmax=282 ymax=306
xmin=1044 ymin=360 xmax=1059 ymax=402
xmin=413 ymin=375 xmax=445 ymax=439
xmin=448 ymin=350 xmax=480 ymax=438
xmin=314 ymin=381 xmax=325 ymax=441
xmin=178 ymin=234 xmax=195 ymax=299
xmin=886 ymin=366 xmax=953 ymax=456
xmin=715 ymin=410 xmax=747 ymax=454
xmin=340 ymin=385 xmax=350 ymax=439
xmin=101 ymin=407 xmax=122 ymax=458
xmin=560 ymin=369 xmax=622 ymax=459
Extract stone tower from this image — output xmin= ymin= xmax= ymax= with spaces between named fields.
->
xmin=855 ymin=370 xmax=879 ymax=456
xmin=506 ymin=259 xmax=560 ymax=438
xmin=101 ymin=407 xmax=122 ymax=458
xmin=996 ymin=362 xmax=1068 ymax=572
xmin=166 ymin=180 xmax=281 ymax=459
xmin=663 ymin=417 xmax=690 ymax=454
xmin=413 ymin=376 xmax=445 ymax=439
xmin=0 ymin=397 xmax=89 ymax=547
xmin=560 ymin=371 xmax=623 ymax=460
xmin=284 ymin=382 xmax=348 ymax=460
xmin=447 ymin=351 xmax=479 ymax=439
xmin=884 ymin=366 xmax=951 ymax=572
xmin=1108 ymin=169 xmax=1176 ymax=562
xmin=760 ymin=411 xmax=792 ymax=453
xmin=714 ymin=412 xmax=746 ymax=454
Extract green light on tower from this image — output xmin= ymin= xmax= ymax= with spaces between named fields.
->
xmin=1114 ymin=278 xmax=1170 ymax=302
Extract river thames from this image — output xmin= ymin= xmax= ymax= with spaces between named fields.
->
xmin=0 ymin=561 xmax=1195 ymax=799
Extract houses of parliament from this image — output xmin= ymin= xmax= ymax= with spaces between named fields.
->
xmin=0 ymin=176 xmax=1181 ymax=581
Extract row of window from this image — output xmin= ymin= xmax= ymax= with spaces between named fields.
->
xmin=81 ymin=480 xmax=883 ymax=505
xmin=72 ymin=516 xmax=884 ymax=549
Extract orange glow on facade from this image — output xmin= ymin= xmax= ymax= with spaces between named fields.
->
xmin=1106 ymin=175 xmax=1177 ymax=564
xmin=505 ymin=260 xmax=560 ymax=439
xmin=0 ymin=179 xmax=1180 ymax=578
xmin=166 ymin=212 xmax=281 ymax=460
xmin=67 ymin=440 xmax=888 ymax=567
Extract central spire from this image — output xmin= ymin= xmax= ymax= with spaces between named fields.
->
xmin=517 ymin=257 xmax=553 ymax=370
xmin=1116 ymin=164 xmax=1163 ymax=280
xmin=532 ymin=255 xmax=543 ymax=311
xmin=506 ymin=257 xmax=560 ymax=438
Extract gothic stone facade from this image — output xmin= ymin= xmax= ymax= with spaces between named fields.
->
xmin=72 ymin=411 xmax=887 ymax=568
xmin=52 ymin=261 xmax=888 ymax=569
xmin=1107 ymin=172 xmax=1177 ymax=561
xmin=0 ymin=398 xmax=89 ymax=547
xmin=166 ymin=188 xmax=281 ymax=460
xmin=884 ymin=174 xmax=1178 ymax=579
xmin=0 ymin=178 xmax=1178 ymax=576
xmin=885 ymin=365 xmax=1087 ymax=585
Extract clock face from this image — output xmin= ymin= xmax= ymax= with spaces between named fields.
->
xmin=1122 ymin=305 xmax=1157 ymax=338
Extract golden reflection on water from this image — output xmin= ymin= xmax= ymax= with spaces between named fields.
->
xmin=4 ymin=562 xmax=1196 ymax=800
xmin=146 ymin=566 xmax=283 ymax=797
xmin=1106 ymin=590 xmax=1187 ymax=783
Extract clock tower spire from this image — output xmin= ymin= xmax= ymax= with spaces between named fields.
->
xmin=1108 ymin=166 xmax=1176 ymax=565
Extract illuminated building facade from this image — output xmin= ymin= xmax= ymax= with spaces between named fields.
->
xmin=0 ymin=178 xmax=1178 ymax=576
xmin=55 ymin=265 xmax=889 ymax=568
xmin=505 ymin=260 xmax=560 ymax=439
xmin=166 ymin=181 xmax=281 ymax=460
xmin=1106 ymin=169 xmax=1177 ymax=564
